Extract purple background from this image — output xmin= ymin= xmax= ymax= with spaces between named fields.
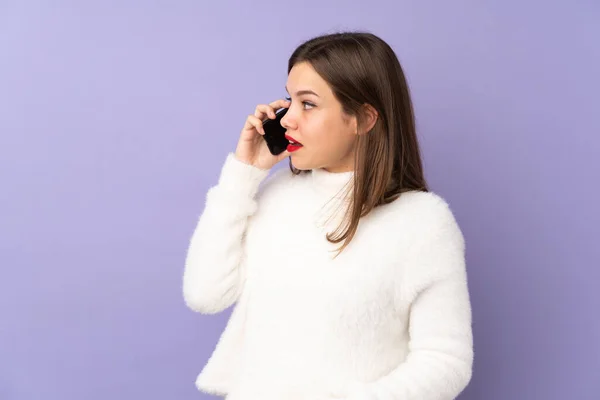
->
xmin=1 ymin=1 xmax=599 ymax=399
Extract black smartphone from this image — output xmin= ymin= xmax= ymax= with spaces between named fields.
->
xmin=262 ymin=107 xmax=289 ymax=155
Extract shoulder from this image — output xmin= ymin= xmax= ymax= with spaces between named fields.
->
xmin=384 ymin=190 xmax=464 ymax=248
xmin=387 ymin=191 xmax=468 ymax=292
xmin=388 ymin=190 xmax=457 ymax=225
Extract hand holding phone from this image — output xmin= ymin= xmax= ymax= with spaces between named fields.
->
xmin=234 ymin=99 xmax=291 ymax=170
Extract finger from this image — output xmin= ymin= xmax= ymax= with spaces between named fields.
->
xmin=247 ymin=115 xmax=265 ymax=135
xmin=253 ymin=105 xmax=267 ymax=119
xmin=243 ymin=115 xmax=262 ymax=133
xmin=269 ymin=98 xmax=291 ymax=111
xmin=255 ymin=104 xmax=276 ymax=120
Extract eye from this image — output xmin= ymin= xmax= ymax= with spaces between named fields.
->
xmin=285 ymin=96 xmax=315 ymax=110
xmin=302 ymin=101 xmax=315 ymax=110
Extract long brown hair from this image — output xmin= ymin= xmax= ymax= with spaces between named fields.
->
xmin=287 ymin=31 xmax=429 ymax=257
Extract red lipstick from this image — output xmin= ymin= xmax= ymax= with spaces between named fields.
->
xmin=285 ymin=134 xmax=303 ymax=153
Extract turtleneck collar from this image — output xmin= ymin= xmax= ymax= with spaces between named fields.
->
xmin=307 ymin=167 xmax=354 ymax=232
xmin=310 ymin=167 xmax=354 ymax=201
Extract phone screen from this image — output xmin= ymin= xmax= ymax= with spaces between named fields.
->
xmin=262 ymin=107 xmax=289 ymax=155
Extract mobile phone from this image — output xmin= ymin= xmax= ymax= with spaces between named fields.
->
xmin=262 ymin=107 xmax=289 ymax=155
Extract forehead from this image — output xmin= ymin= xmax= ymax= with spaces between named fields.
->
xmin=286 ymin=62 xmax=331 ymax=95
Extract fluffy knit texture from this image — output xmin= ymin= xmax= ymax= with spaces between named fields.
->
xmin=183 ymin=153 xmax=474 ymax=400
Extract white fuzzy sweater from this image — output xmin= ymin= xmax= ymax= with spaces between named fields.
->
xmin=183 ymin=153 xmax=473 ymax=400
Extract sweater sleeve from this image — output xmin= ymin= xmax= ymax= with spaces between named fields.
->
xmin=344 ymin=203 xmax=474 ymax=400
xmin=183 ymin=153 xmax=270 ymax=314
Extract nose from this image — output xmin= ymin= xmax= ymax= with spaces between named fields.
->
xmin=280 ymin=108 xmax=296 ymax=130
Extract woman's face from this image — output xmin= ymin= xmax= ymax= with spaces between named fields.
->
xmin=280 ymin=62 xmax=358 ymax=173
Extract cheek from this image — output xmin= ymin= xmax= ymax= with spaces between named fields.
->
xmin=300 ymin=112 xmax=353 ymax=150
xmin=299 ymin=114 xmax=328 ymax=142
xmin=324 ymin=116 xmax=355 ymax=148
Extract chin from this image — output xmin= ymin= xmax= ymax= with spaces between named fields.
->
xmin=289 ymin=157 xmax=312 ymax=171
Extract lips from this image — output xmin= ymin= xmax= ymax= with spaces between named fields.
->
xmin=285 ymin=134 xmax=303 ymax=146
xmin=284 ymin=134 xmax=303 ymax=153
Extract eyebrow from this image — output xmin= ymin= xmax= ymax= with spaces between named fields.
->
xmin=285 ymin=86 xmax=320 ymax=97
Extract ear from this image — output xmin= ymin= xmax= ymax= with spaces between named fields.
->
xmin=357 ymin=104 xmax=378 ymax=135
